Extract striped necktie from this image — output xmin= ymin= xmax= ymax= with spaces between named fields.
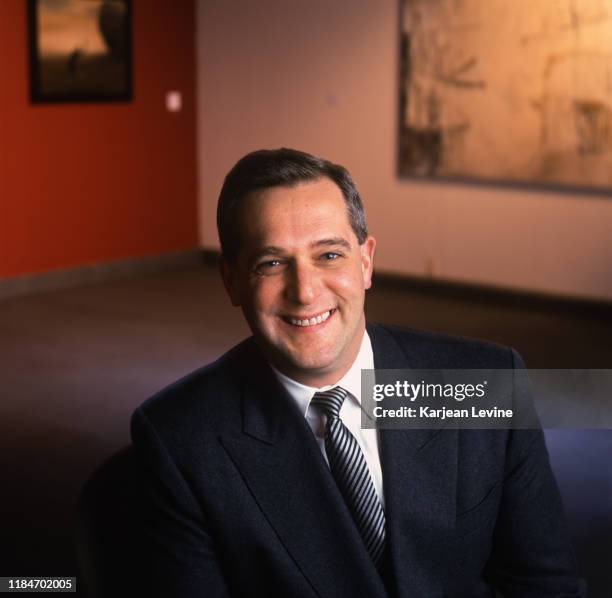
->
xmin=310 ymin=387 xmax=386 ymax=568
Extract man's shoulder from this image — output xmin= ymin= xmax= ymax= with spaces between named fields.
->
xmin=368 ymin=322 xmax=521 ymax=369
xmin=132 ymin=336 xmax=258 ymax=438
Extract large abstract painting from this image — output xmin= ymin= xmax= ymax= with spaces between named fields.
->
xmin=28 ymin=0 xmax=132 ymax=103
xmin=399 ymin=0 xmax=612 ymax=190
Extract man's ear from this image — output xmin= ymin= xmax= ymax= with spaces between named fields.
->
xmin=219 ymin=256 xmax=241 ymax=307
xmin=360 ymin=236 xmax=376 ymax=290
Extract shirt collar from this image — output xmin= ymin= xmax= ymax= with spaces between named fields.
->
xmin=271 ymin=330 xmax=374 ymax=417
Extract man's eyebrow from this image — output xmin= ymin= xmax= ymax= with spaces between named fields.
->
xmin=250 ymin=246 xmax=287 ymax=262
xmin=248 ymin=238 xmax=352 ymax=264
xmin=311 ymin=237 xmax=352 ymax=251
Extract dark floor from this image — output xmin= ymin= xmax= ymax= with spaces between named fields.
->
xmin=1 ymin=264 xmax=611 ymax=595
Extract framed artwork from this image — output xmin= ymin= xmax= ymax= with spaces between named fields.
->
xmin=27 ymin=0 xmax=132 ymax=103
xmin=399 ymin=0 xmax=612 ymax=192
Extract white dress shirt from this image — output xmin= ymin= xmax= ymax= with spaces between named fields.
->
xmin=271 ymin=330 xmax=385 ymax=507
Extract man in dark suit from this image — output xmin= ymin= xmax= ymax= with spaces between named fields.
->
xmin=131 ymin=148 xmax=584 ymax=597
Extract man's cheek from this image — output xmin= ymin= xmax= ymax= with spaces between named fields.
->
xmin=247 ymin=282 xmax=272 ymax=309
xmin=333 ymin=271 xmax=363 ymax=295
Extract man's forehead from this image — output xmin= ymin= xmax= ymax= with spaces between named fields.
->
xmin=245 ymin=177 xmax=342 ymax=204
xmin=240 ymin=179 xmax=345 ymax=221
xmin=233 ymin=181 xmax=356 ymax=258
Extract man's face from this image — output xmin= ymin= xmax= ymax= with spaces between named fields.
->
xmin=221 ymin=177 xmax=376 ymax=387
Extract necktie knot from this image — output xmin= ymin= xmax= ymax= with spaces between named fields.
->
xmin=310 ymin=386 xmax=348 ymax=420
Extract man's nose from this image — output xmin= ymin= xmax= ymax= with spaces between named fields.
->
xmin=285 ymin=261 xmax=318 ymax=305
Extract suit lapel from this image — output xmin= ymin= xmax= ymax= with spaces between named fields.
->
xmin=369 ymin=324 xmax=458 ymax=596
xmin=220 ymin=341 xmax=388 ymax=598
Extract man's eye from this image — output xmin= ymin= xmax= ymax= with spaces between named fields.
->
xmin=254 ymin=260 xmax=282 ymax=274
xmin=321 ymin=252 xmax=341 ymax=261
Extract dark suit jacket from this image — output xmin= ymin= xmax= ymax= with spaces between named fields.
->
xmin=131 ymin=323 xmax=584 ymax=597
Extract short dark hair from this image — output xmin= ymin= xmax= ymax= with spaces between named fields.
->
xmin=217 ymin=148 xmax=368 ymax=261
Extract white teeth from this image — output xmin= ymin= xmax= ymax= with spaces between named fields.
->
xmin=289 ymin=310 xmax=331 ymax=327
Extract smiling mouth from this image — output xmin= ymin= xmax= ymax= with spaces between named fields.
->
xmin=283 ymin=309 xmax=336 ymax=327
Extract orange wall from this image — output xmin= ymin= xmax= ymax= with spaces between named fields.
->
xmin=0 ymin=1 xmax=198 ymax=278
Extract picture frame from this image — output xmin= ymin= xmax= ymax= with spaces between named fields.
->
xmin=399 ymin=0 xmax=612 ymax=193
xmin=27 ymin=0 xmax=132 ymax=103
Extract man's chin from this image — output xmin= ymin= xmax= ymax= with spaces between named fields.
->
xmin=273 ymin=351 xmax=348 ymax=386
